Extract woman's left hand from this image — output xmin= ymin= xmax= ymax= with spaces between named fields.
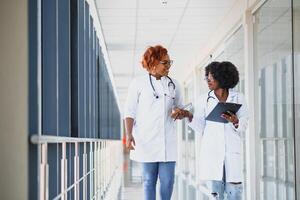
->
xmin=171 ymin=108 xmax=192 ymax=121
xmin=171 ymin=108 xmax=185 ymax=120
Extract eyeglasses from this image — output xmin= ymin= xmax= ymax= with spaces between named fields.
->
xmin=160 ymin=60 xmax=173 ymax=66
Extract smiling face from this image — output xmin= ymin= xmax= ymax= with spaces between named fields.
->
xmin=153 ymin=54 xmax=172 ymax=77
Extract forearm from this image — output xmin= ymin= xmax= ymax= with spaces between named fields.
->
xmin=124 ymin=117 xmax=134 ymax=136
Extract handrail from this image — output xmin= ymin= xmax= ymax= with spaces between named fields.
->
xmin=31 ymin=134 xmax=118 ymax=144
xmin=30 ymin=134 xmax=122 ymax=200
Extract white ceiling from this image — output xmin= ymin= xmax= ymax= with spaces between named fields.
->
xmin=95 ymin=0 xmax=237 ymax=109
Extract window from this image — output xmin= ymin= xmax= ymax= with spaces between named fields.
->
xmin=39 ymin=0 xmax=121 ymax=198
xmin=293 ymin=0 xmax=300 ymax=198
xmin=253 ymin=0 xmax=295 ymax=199
xmin=42 ymin=0 xmax=71 ymax=198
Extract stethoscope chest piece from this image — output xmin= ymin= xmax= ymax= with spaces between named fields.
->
xmin=149 ymin=74 xmax=175 ymax=99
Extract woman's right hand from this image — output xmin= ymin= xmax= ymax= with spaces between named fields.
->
xmin=126 ymin=134 xmax=136 ymax=150
xmin=171 ymin=108 xmax=193 ymax=122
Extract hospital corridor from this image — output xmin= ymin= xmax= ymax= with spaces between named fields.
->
xmin=1 ymin=0 xmax=300 ymax=199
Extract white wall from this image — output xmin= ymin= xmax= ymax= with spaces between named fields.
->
xmin=0 ymin=1 xmax=28 ymax=199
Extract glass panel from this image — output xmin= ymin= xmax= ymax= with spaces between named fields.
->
xmin=180 ymin=87 xmax=188 ymax=174
xmin=42 ymin=0 xmax=59 ymax=197
xmin=85 ymin=3 xmax=90 ymax=137
xmin=278 ymin=140 xmax=286 ymax=180
xmin=253 ymin=0 xmax=295 ymax=199
xmin=224 ymin=26 xmax=246 ymax=199
xmin=224 ymin=27 xmax=245 ymax=93
xmin=293 ymin=0 xmax=300 ymax=198
xmin=184 ymin=82 xmax=196 ymax=179
xmin=188 ymin=185 xmax=196 ymax=199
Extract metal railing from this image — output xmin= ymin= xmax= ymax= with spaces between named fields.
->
xmin=31 ymin=135 xmax=123 ymax=200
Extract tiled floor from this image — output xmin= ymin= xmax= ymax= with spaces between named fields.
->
xmin=120 ymin=182 xmax=178 ymax=200
xmin=120 ymin=185 xmax=144 ymax=200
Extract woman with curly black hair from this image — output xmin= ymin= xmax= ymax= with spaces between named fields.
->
xmin=205 ymin=61 xmax=239 ymax=90
xmin=179 ymin=61 xmax=249 ymax=200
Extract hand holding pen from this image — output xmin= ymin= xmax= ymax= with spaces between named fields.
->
xmin=171 ymin=103 xmax=192 ymax=121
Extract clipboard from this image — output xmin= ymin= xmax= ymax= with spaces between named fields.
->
xmin=205 ymin=102 xmax=242 ymax=123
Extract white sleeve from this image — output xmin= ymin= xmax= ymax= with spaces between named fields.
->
xmin=124 ymin=79 xmax=139 ymax=119
xmin=187 ymin=96 xmax=206 ymax=135
xmin=231 ymin=93 xmax=249 ymax=134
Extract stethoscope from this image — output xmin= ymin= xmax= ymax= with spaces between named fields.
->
xmin=207 ymin=90 xmax=216 ymax=103
xmin=149 ymin=73 xmax=176 ymax=99
xmin=207 ymin=90 xmax=239 ymax=103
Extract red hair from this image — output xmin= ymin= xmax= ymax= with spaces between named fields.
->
xmin=141 ymin=45 xmax=168 ymax=71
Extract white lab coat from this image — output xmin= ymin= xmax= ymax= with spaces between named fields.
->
xmin=188 ymin=90 xmax=249 ymax=182
xmin=124 ymin=74 xmax=183 ymax=162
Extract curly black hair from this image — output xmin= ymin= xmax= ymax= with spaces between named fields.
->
xmin=205 ymin=61 xmax=239 ymax=89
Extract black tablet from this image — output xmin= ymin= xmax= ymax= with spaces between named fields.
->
xmin=205 ymin=102 xmax=242 ymax=123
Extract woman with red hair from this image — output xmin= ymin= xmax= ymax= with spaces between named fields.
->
xmin=124 ymin=45 xmax=185 ymax=200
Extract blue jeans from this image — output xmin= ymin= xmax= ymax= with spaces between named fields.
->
xmin=209 ymin=181 xmax=243 ymax=200
xmin=208 ymin=165 xmax=243 ymax=200
xmin=142 ymin=162 xmax=176 ymax=200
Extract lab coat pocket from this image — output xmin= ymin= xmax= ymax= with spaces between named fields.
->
xmin=138 ymin=89 xmax=159 ymax=110
xmin=166 ymin=98 xmax=175 ymax=114
xmin=228 ymin=132 xmax=242 ymax=153
xmin=227 ymin=152 xmax=243 ymax=180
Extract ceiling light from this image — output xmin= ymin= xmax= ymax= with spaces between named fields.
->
xmin=160 ymin=0 xmax=167 ymax=5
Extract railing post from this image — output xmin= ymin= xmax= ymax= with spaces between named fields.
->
xmin=40 ymin=143 xmax=48 ymax=200
xmin=108 ymin=142 xmax=111 ymax=189
xmin=89 ymin=142 xmax=94 ymax=197
xmin=74 ymin=142 xmax=79 ymax=200
xmin=61 ymin=142 xmax=67 ymax=200
xmin=83 ymin=142 xmax=87 ymax=200
xmin=98 ymin=141 xmax=101 ymax=198
xmin=100 ymin=141 xmax=103 ymax=198
xmin=103 ymin=141 xmax=106 ymax=194
xmin=94 ymin=141 xmax=98 ymax=198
